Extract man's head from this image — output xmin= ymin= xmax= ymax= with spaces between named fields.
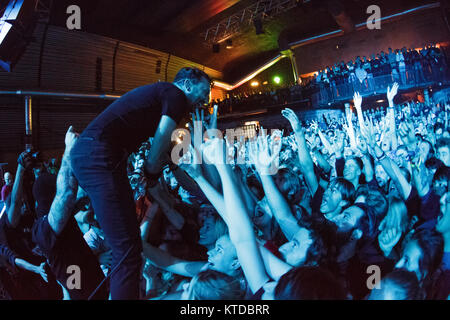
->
xmin=207 ymin=234 xmax=240 ymax=277
xmin=432 ymin=166 xmax=449 ymax=197
xmin=320 ymin=177 xmax=354 ymax=216
xmin=198 ymin=211 xmax=228 ymax=249
xmin=329 ymin=204 xmax=366 ymax=235
xmin=173 ymin=67 xmax=211 ymax=108
xmin=181 ymin=269 xmax=244 ymax=300
xmin=368 ymin=269 xmax=422 ymax=300
xmin=274 ymin=266 xmax=347 ymax=300
xmin=436 ymin=192 xmax=450 ymax=235
xmin=32 ymin=172 xmax=57 ymax=218
xmin=375 ymin=163 xmax=389 ymax=189
xmin=395 ymin=229 xmax=443 ymax=283
xmin=279 ymin=227 xmax=313 ymax=267
xmin=343 ymin=157 xmax=363 ymax=185
xmin=3 ymin=172 xmax=12 ymax=186
xmin=436 ymin=138 xmax=450 ymax=166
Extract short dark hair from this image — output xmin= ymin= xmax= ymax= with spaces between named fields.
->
xmin=275 ymin=266 xmax=347 ymax=300
xmin=436 ymin=137 xmax=450 ymax=151
xmin=174 ymin=67 xmax=211 ymax=85
xmin=408 ymin=229 xmax=443 ymax=281
xmin=331 ymin=177 xmax=355 ymax=207
xmin=298 ymin=219 xmax=327 ymax=266
xmin=425 ymin=157 xmax=444 ymax=171
xmin=370 ymin=269 xmax=423 ymax=300
xmin=433 ymin=165 xmax=450 ymax=185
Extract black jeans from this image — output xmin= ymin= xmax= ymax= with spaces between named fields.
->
xmin=70 ymin=135 xmax=142 ymax=300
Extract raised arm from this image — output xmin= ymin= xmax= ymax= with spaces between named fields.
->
xmin=179 ymin=145 xmax=227 ymax=219
xmin=47 ymin=126 xmax=79 ymax=235
xmin=353 ymin=92 xmax=366 ymax=131
xmin=362 ymin=121 xmax=411 ymax=200
xmin=386 ymin=83 xmax=399 ymax=150
xmin=209 ymin=138 xmax=270 ymax=293
xmin=249 ymin=134 xmax=300 ymax=241
xmin=282 ymin=108 xmax=319 ymax=196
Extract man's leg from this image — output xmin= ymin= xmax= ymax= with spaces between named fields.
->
xmin=71 ymin=139 xmax=142 ymax=300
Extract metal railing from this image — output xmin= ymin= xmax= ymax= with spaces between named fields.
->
xmin=311 ymin=65 xmax=450 ymax=106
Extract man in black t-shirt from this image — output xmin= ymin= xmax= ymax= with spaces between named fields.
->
xmin=70 ymin=67 xmax=211 ymax=300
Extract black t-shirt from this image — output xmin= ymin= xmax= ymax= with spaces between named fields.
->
xmin=82 ymin=82 xmax=190 ymax=152
xmin=405 ymin=187 xmax=421 ymax=219
xmin=32 ymin=216 xmax=108 ymax=300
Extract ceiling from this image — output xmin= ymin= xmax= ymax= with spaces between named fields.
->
xmin=48 ymin=0 xmax=438 ymax=82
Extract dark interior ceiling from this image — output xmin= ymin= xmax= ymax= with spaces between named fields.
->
xmin=49 ymin=0 xmax=438 ymax=82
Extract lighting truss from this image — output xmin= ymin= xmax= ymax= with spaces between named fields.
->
xmin=201 ymin=0 xmax=299 ymax=45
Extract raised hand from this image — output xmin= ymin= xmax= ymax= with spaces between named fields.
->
xmin=281 ymin=108 xmax=302 ymax=133
xmin=179 ymin=145 xmax=202 ymax=179
xmin=330 ymin=133 xmax=345 ymax=158
xmin=360 ymin=117 xmax=376 ymax=150
xmin=398 ymin=120 xmax=416 ymax=147
xmin=387 ymin=82 xmax=399 ymax=101
xmin=202 ymin=138 xmax=226 ymax=166
xmin=353 ymin=92 xmax=362 ymax=111
xmin=65 ymin=126 xmax=79 ymax=153
xmin=207 ymin=104 xmax=218 ymax=131
xmin=37 ymin=262 xmax=48 ymax=283
xmin=190 ymin=108 xmax=204 ymax=147
xmin=249 ymin=129 xmax=281 ymax=176
xmin=17 ymin=150 xmax=35 ymax=171
xmin=310 ymin=120 xmax=319 ymax=134
xmin=378 ymin=227 xmax=402 ymax=257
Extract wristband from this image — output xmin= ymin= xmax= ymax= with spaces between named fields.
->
xmin=377 ymin=151 xmax=387 ymax=161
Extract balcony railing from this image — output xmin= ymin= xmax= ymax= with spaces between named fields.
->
xmin=311 ymin=64 xmax=450 ymax=106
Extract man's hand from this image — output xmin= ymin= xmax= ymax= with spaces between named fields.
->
xmin=179 ymin=145 xmax=202 ymax=180
xmin=65 ymin=126 xmax=79 ymax=153
xmin=37 ymin=262 xmax=48 ymax=283
xmin=387 ymin=82 xmax=399 ymax=102
xmin=248 ymin=130 xmax=282 ymax=176
xmin=17 ymin=150 xmax=34 ymax=171
xmin=378 ymin=227 xmax=402 ymax=257
xmin=353 ymin=92 xmax=362 ymax=111
xmin=282 ymin=108 xmax=302 ymax=134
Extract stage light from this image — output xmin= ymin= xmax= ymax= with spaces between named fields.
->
xmin=0 ymin=0 xmax=24 ymax=45
xmin=0 ymin=0 xmax=38 ymax=72
xmin=225 ymin=39 xmax=233 ymax=49
xmin=376 ymin=99 xmax=385 ymax=103
xmin=250 ymin=80 xmax=259 ymax=87
xmin=273 ymin=76 xmax=281 ymax=84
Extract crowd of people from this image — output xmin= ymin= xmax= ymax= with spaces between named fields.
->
xmin=214 ymin=44 xmax=448 ymax=114
xmin=0 ymin=67 xmax=449 ymax=300
xmin=312 ymin=45 xmax=447 ymax=102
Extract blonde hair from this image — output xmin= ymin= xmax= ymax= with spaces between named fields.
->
xmin=188 ymin=270 xmax=244 ymax=300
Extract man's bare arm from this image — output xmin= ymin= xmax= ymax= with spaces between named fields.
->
xmin=47 ymin=126 xmax=79 ymax=235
